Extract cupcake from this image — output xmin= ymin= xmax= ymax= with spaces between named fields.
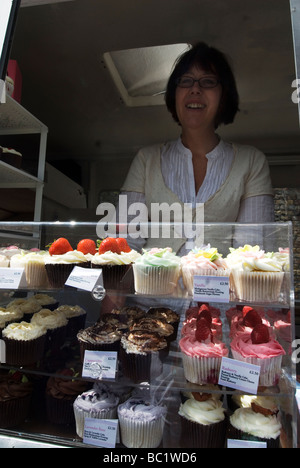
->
xmin=2 ymin=321 xmax=47 ymax=365
xmin=146 ymin=307 xmax=180 ymax=341
xmin=31 ymin=308 xmax=68 ymax=351
xmin=179 ymin=397 xmax=227 ymax=448
xmin=46 ymin=368 xmax=89 ymax=426
xmin=56 ymin=304 xmax=87 ymax=339
xmin=6 ymin=297 xmax=42 ymax=321
xmin=181 ymin=304 xmax=223 ymax=340
xmin=129 ymin=317 xmax=174 ymax=344
xmin=120 ymin=306 xmax=146 ymax=327
xmin=228 ymin=406 xmax=282 ymax=448
xmin=0 ymin=370 xmax=33 ymax=428
xmin=44 ymin=237 xmax=88 ymax=288
xmin=119 ymin=330 xmax=167 ymax=383
xmin=10 ymin=251 xmax=49 ymax=288
xmin=0 ymin=254 xmax=9 ymax=267
xmin=91 ymin=237 xmax=140 ymax=291
xmin=179 ymin=315 xmax=228 ymax=385
xmin=33 ymin=294 xmax=59 ymax=311
xmin=229 ymin=307 xmax=271 ymax=338
xmin=226 ymin=244 xmax=285 ymax=303
xmin=77 ymin=322 xmax=122 ymax=362
xmin=230 ymin=324 xmax=285 ymax=386
xmin=181 ymin=246 xmax=229 ymax=296
xmin=132 ymin=247 xmax=181 ymax=295
xmin=117 ymin=397 xmax=167 ymax=448
xmin=228 ymin=391 xmax=279 ymax=414
xmin=73 ymin=387 xmax=119 ymax=439
xmin=0 ymin=305 xmax=24 ymax=324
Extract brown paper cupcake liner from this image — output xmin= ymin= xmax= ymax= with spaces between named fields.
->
xmin=45 ymin=263 xmax=87 ymax=288
xmin=0 ymin=395 xmax=32 ymax=428
xmin=46 ymin=394 xmax=76 ymax=426
xmin=180 ymin=415 xmax=227 ymax=448
xmin=2 ymin=334 xmax=46 ymax=366
xmin=119 ymin=345 xmax=164 ymax=383
xmin=91 ymin=263 xmax=134 ymax=291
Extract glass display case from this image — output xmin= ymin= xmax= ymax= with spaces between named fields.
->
xmin=0 ymin=221 xmax=296 ymax=448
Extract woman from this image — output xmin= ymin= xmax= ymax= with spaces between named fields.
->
xmin=118 ymin=42 xmax=274 ymax=253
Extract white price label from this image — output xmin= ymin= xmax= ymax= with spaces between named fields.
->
xmin=0 ymin=268 xmax=26 ymax=289
xmin=65 ymin=266 xmax=103 ymax=291
xmin=82 ymin=350 xmax=118 ymax=380
xmin=193 ymin=275 xmax=230 ymax=302
xmin=83 ymin=418 xmax=118 ymax=448
xmin=218 ymin=356 xmax=260 ymax=394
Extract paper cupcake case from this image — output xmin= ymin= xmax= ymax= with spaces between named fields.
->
xmin=181 ymin=267 xmax=231 ymax=296
xmin=180 ymin=414 xmax=227 ymax=448
xmin=230 ymin=270 xmax=285 ymax=303
xmin=92 ymin=263 xmax=134 ymax=291
xmin=119 ymin=346 xmax=165 ymax=383
xmin=2 ymin=334 xmax=46 ymax=366
xmin=181 ymin=353 xmax=223 ymax=385
xmin=74 ymin=406 xmax=118 ymax=439
xmin=118 ymin=414 xmax=165 ymax=448
xmin=0 ymin=395 xmax=32 ymax=428
xmin=133 ymin=264 xmax=180 ymax=295
xmin=230 ymin=350 xmax=283 ymax=387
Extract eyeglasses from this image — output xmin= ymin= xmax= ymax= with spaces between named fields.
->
xmin=176 ymin=75 xmax=220 ymax=89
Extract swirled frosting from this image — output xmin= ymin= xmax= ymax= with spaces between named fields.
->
xmin=2 ymin=321 xmax=46 ymax=340
xmin=77 ymin=322 xmax=122 ymax=344
xmin=117 ymin=397 xmax=167 ymax=422
xmin=6 ymin=298 xmax=42 ymax=315
xmin=230 ymin=407 xmax=281 ymax=439
xmin=31 ymin=308 xmax=68 ymax=329
xmin=135 ymin=248 xmax=181 ymax=268
xmin=121 ymin=330 xmax=167 ymax=355
xmin=56 ymin=304 xmax=86 ymax=318
xmin=46 ymin=370 xmax=88 ymax=400
xmin=230 ymin=333 xmax=285 ymax=359
xmin=179 ymin=398 xmax=226 ymax=425
xmin=130 ymin=317 xmax=174 ymax=338
xmin=226 ymin=244 xmax=283 ymax=272
xmin=74 ymin=388 xmax=119 ymax=413
xmin=10 ymin=251 xmax=49 ymax=267
xmin=44 ymin=250 xmax=88 ymax=264
xmin=92 ymin=249 xmax=140 ymax=265
xmin=179 ymin=334 xmax=228 ymax=358
xmin=181 ymin=246 xmax=228 ymax=271
xmin=0 ymin=371 xmax=33 ymax=401
xmin=0 ymin=306 xmax=24 ymax=323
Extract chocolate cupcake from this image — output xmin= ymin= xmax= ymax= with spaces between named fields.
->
xmin=119 ymin=330 xmax=167 ymax=383
xmin=0 ymin=370 xmax=33 ymax=428
xmin=146 ymin=307 xmax=180 ymax=341
xmin=77 ymin=322 xmax=122 ymax=362
xmin=129 ymin=317 xmax=174 ymax=351
xmin=46 ymin=368 xmax=89 ymax=426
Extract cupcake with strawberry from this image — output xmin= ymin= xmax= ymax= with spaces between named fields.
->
xmin=230 ymin=323 xmax=285 ymax=386
xmin=45 ymin=238 xmax=89 ymax=288
xmin=229 ymin=306 xmax=271 ymax=338
xmin=179 ymin=311 xmax=229 ymax=385
xmin=91 ymin=236 xmax=140 ymax=291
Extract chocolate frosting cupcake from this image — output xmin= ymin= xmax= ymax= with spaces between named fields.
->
xmin=77 ymin=322 xmax=122 ymax=361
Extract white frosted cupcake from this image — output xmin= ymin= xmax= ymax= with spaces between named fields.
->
xmin=56 ymin=304 xmax=87 ymax=339
xmin=31 ymin=308 xmax=68 ymax=350
xmin=10 ymin=251 xmax=49 ymax=288
xmin=181 ymin=246 xmax=229 ymax=296
xmin=73 ymin=388 xmax=119 ymax=439
xmin=2 ymin=321 xmax=47 ymax=365
xmin=226 ymin=245 xmax=285 ymax=303
xmin=0 ymin=254 xmax=9 ymax=267
xmin=118 ymin=397 xmax=167 ymax=448
xmin=6 ymin=298 xmax=42 ymax=321
xmin=133 ymin=247 xmax=181 ymax=295
xmin=179 ymin=397 xmax=227 ymax=448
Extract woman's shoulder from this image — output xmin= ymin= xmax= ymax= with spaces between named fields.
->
xmin=231 ymin=141 xmax=267 ymax=160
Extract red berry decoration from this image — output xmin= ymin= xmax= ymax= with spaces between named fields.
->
xmin=243 ymin=309 xmax=262 ymax=328
xmin=77 ymin=239 xmax=97 ymax=255
xmin=242 ymin=306 xmax=254 ymax=317
xmin=195 ymin=317 xmax=212 ymax=342
xmin=49 ymin=238 xmax=73 ymax=255
xmin=251 ymin=324 xmax=270 ymax=344
xmin=115 ymin=237 xmax=131 ymax=252
xmin=98 ymin=237 xmax=121 ymax=254
xmin=198 ymin=307 xmax=212 ymax=326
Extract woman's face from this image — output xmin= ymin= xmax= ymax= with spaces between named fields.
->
xmin=175 ymin=65 xmax=222 ymax=132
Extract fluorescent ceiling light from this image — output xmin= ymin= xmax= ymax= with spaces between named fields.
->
xmin=103 ymin=43 xmax=191 ymax=107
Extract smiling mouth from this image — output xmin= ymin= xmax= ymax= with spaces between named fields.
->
xmin=186 ymin=103 xmax=205 ymax=109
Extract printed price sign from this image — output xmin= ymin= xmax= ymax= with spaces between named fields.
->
xmin=82 ymin=350 xmax=118 ymax=380
xmin=0 ymin=268 xmax=26 ymax=289
xmin=65 ymin=266 xmax=103 ymax=291
xmin=83 ymin=418 xmax=118 ymax=448
xmin=218 ymin=356 xmax=260 ymax=394
xmin=193 ymin=275 xmax=230 ymax=302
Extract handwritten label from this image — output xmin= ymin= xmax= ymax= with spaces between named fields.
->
xmin=82 ymin=350 xmax=118 ymax=380
xmin=83 ymin=418 xmax=118 ymax=448
xmin=0 ymin=268 xmax=26 ymax=289
xmin=218 ymin=356 xmax=260 ymax=394
xmin=227 ymin=439 xmax=267 ymax=448
xmin=193 ymin=275 xmax=230 ymax=302
xmin=65 ymin=266 xmax=103 ymax=291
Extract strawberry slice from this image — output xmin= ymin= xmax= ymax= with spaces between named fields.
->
xmin=49 ymin=238 xmax=73 ymax=255
xmin=251 ymin=323 xmax=270 ymax=344
xmin=98 ymin=237 xmax=121 ymax=254
xmin=77 ymin=239 xmax=96 ymax=255
xmin=115 ymin=237 xmax=131 ymax=253
xmin=242 ymin=306 xmax=254 ymax=317
xmin=243 ymin=309 xmax=262 ymax=328
xmin=195 ymin=317 xmax=212 ymax=342
xmin=198 ymin=307 xmax=212 ymax=326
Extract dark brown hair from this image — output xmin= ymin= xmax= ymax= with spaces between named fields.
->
xmin=165 ymin=42 xmax=239 ymax=128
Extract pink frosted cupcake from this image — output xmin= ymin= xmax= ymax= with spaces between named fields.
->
xmin=182 ymin=304 xmax=222 ymax=340
xmin=230 ymin=324 xmax=285 ymax=386
xmin=179 ymin=316 xmax=228 ymax=385
xmin=229 ymin=307 xmax=271 ymax=338
xmin=181 ymin=246 xmax=229 ymax=296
